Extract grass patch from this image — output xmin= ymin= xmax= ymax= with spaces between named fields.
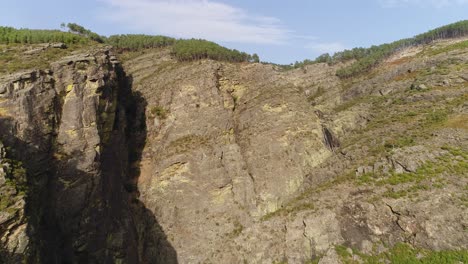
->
xmin=261 ymin=201 xmax=315 ymax=221
xmin=383 ymin=184 xmax=431 ymax=199
xmin=356 ymin=147 xmax=467 ymax=198
xmin=392 ymin=69 xmax=421 ymax=81
xmin=335 ymin=242 xmax=468 ymax=264
xmin=445 ymin=114 xmax=468 ymax=129
xmin=424 ymin=109 xmax=448 ymax=125
xmin=424 ymin=39 xmax=468 ymax=56
xmin=383 ymin=136 xmax=416 ymax=150
xmin=261 ymin=171 xmax=355 ymax=221
xmin=333 ymin=96 xmax=374 ymax=112
xmin=356 ymin=146 xmax=468 ymax=199
xmin=383 ymin=150 xmax=466 ymax=186
xmin=336 ymin=245 xmax=353 ymax=259
xmin=0 ymin=43 xmax=92 ymax=75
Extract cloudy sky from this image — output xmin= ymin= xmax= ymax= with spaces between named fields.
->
xmin=1 ymin=0 xmax=467 ymax=63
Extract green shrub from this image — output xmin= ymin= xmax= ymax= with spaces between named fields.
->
xmin=150 ymin=106 xmax=168 ymax=119
xmin=424 ymin=110 xmax=448 ymax=125
xmin=383 ymin=136 xmax=415 ymax=150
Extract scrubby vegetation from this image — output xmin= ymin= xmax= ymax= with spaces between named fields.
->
xmin=0 ymin=43 xmax=86 ymax=74
xmin=0 ymin=156 xmax=28 ymax=212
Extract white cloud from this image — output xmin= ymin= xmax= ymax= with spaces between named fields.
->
xmin=305 ymin=42 xmax=346 ymax=54
xmin=379 ymin=0 xmax=468 ymax=8
xmin=98 ymin=0 xmax=290 ymax=44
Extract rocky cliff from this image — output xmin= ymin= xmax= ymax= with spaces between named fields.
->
xmin=0 ymin=38 xmax=467 ymax=263
xmin=0 ymin=47 xmax=176 ymax=263
xmin=121 ymin=40 xmax=467 ymax=263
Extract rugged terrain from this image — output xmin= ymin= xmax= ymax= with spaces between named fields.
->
xmin=0 ymin=37 xmax=467 ymax=263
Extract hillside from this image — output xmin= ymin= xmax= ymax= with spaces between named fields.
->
xmin=0 ymin=22 xmax=467 ymax=263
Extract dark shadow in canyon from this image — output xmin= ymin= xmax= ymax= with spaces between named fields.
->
xmin=0 ymin=69 xmax=177 ymax=263
xmin=121 ymin=73 xmax=178 ymax=264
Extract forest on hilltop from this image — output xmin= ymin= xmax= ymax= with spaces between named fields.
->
xmin=291 ymin=20 xmax=468 ymax=78
xmin=0 ymin=23 xmax=259 ymax=63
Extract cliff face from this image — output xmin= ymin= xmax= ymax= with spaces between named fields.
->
xmin=0 ymin=39 xmax=467 ymax=263
xmin=121 ymin=51 xmax=340 ymax=263
xmin=122 ymin=42 xmax=467 ymax=263
xmin=0 ymin=48 xmax=175 ymax=263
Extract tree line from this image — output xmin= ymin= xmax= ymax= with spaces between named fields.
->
xmin=171 ymin=39 xmax=259 ymax=63
xmin=334 ymin=20 xmax=468 ymax=78
xmin=5 ymin=19 xmax=466 ymax=69
xmin=0 ymin=24 xmax=260 ymax=63
xmin=106 ymin=34 xmax=176 ymax=50
xmin=108 ymin=36 xmax=258 ymax=63
xmin=0 ymin=26 xmax=88 ymax=45
xmin=285 ymin=20 xmax=468 ymax=78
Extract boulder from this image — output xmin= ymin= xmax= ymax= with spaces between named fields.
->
xmin=51 ymin=42 xmax=67 ymax=49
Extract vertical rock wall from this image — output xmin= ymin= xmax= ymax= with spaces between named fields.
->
xmin=0 ymin=49 xmax=172 ymax=263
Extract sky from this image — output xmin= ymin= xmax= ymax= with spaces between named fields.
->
xmin=1 ymin=0 xmax=467 ymax=64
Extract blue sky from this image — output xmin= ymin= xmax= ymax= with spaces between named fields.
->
xmin=1 ymin=0 xmax=467 ymax=64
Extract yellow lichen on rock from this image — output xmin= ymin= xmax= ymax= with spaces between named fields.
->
xmin=262 ymin=103 xmax=288 ymax=113
xmin=66 ymin=84 xmax=74 ymax=93
xmin=65 ymin=129 xmax=78 ymax=137
xmin=211 ymin=185 xmax=233 ymax=205
xmin=155 ymin=163 xmax=191 ymax=192
xmin=0 ymin=107 xmax=9 ymax=116
xmin=160 ymin=162 xmax=189 ymax=179
xmin=287 ymin=175 xmax=303 ymax=195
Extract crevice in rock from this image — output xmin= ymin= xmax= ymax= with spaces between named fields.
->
xmin=231 ymin=108 xmax=258 ymax=206
xmin=385 ymin=203 xmax=406 ymax=233
xmin=214 ymin=65 xmax=239 ymax=112
xmin=322 ymin=126 xmax=340 ymax=152
xmin=393 ymin=160 xmax=412 ymax=173
xmin=214 ymin=65 xmax=257 ymax=207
